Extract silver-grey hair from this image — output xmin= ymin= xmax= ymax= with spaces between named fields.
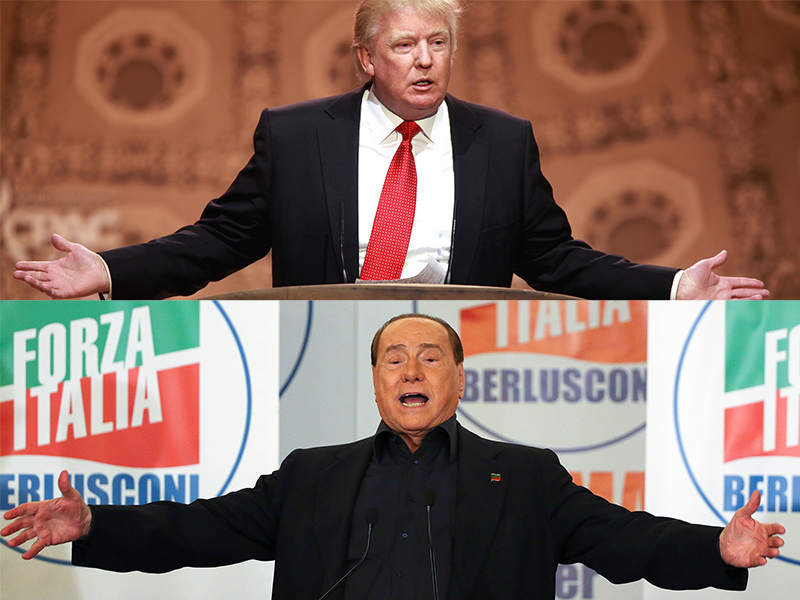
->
xmin=352 ymin=0 xmax=463 ymax=81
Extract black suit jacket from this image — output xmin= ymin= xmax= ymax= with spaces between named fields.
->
xmin=99 ymin=86 xmax=678 ymax=299
xmin=73 ymin=424 xmax=746 ymax=599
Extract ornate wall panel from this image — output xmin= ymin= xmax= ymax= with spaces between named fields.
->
xmin=304 ymin=5 xmax=360 ymax=99
xmin=532 ymin=0 xmax=668 ymax=92
xmin=1 ymin=1 xmax=278 ymax=298
xmin=460 ymin=1 xmax=514 ymax=113
xmin=562 ymin=159 xmax=703 ymax=267
xmin=761 ymin=0 xmax=800 ymax=30
xmin=74 ymin=8 xmax=210 ymax=126
xmin=232 ymin=0 xmax=280 ymax=142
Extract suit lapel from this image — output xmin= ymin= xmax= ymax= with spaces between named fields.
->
xmin=317 ymin=90 xmax=487 ymax=284
xmin=318 ymin=86 xmax=366 ymax=282
xmin=447 ymin=96 xmax=488 ymax=284
xmin=314 ymin=438 xmax=374 ymax=594
xmin=452 ymin=424 xmax=507 ymax=600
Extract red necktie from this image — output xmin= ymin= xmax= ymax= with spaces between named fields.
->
xmin=360 ymin=120 xmax=422 ymax=281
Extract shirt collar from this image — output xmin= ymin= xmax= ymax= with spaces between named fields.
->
xmin=373 ymin=414 xmax=458 ymax=463
xmin=361 ymin=87 xmax=448 ymax=146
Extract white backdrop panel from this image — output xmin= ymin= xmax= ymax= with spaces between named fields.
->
xmin=0 ymin=301 xmax=279 ymax=600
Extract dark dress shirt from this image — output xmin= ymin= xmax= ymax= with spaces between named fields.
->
xmin=345 ymin=418 xmax=457 ymax=600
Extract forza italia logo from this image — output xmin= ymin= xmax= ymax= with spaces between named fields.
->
xmin=673 ymin=302 xmax=800 ymax=566
xmin=723 ymin=303 xmax=800 ymax=462
xmin=0 ymin=301 xmax=258 ymax=565
xmin=1 ymin=304 xmax=200 ymax=467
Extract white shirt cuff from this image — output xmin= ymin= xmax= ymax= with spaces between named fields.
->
xmin=99 ymin=256 xmax=112 ymax=300
xmin=670 ymin=270 xmax=683 ymax=300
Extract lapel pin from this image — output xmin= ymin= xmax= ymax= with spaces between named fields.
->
xmin=490 ymin=473 xmax=501 ymax=483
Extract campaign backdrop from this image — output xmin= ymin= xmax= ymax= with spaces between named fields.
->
xmin=7 ymin=300 xmax=784 ymax=599
xmin=0 ymin=301 xmax=279 ymax=600
xmin=646 ymin=301 xmax=798 ymax=599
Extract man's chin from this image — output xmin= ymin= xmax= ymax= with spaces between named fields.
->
xmin=397 ymin=94 xmax=444 ymax=119
xmin=394 ymin=414 xmax=432 ymax=430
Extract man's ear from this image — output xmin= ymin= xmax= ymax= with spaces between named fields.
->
xmin=357 ymin=46 xmax=375 ymax=78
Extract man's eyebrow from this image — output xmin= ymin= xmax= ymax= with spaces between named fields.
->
xmin=417 ymin=342 xmax=444 ymax=352
xmin=383 ymin=343 xmax=408 ymax=355
xmin=387 ymin=28 xmax=449 ymax=45
xmin=382 ymin=342 xmax=443 ymax=355
xmin=428 ymin=28 xmax=449 ymax=39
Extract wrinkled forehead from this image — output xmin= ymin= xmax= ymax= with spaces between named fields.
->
xmin=377 ymin=318 xmax=452 ymax=355
xmin=382 ymin=341 xmax=446 ymax=358
xmin=373 ymin=6 xmax=453 ymax=44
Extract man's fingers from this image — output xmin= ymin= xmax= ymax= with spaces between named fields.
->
xmin=739 ymin=490 xmax=761 ymax=517
xmin=14 ymin=261 xmax=52 ymax=273
xmin=6 ymin=526 xmax=38 ymax=548
xmin=3 ymin=506 xmax=23 ymax=521
xmin=17 ymin=272 xmax=51 ymax=287
xmin=16 ymin=274 xmax=50 ymax=296
xmin=50 ymin=233 xmax=73 ymax=253
xmin=1 ymin=515 xmax=34 ymax=537
xmin=3 ymin=502 xmax=38 ymax=522
xmin=768 ymin=536 xmax=785 ymax=549
xmin=725 ymin=276 xmax=766 ymax=289
xmin=22 ymin=539 xmax=46 ymax=560
xmin=14 ymin=273 xmax=63 ymax=298
xmin=767 ymin=523 xmax=787 ymax=536
xmin=690 ymin=250 xmax=727 ymax=271
xmin=729 ymin=289 xmax=769 ymax=300
xmin=709 ymin=249 xmax=728 ymax=268
xmin=58 ymin=470 xmax=76 ymax=497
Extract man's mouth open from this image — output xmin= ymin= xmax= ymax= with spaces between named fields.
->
xmin=412 ymin=79 xmax=434 ymax=90
xmin=400 ymin=393 xmax=429 ymax=407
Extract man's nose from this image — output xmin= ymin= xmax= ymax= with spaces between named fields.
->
xmin=415 ymin=43 xmax=433 ymax=68
xmin=403 ymin=357 xmax=424 ymax=380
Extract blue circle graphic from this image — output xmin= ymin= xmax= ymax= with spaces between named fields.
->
xmin=2 ymin=301 xmax=254 ymax=566
xmin=212 ymin=301 xmax=253 ymax=498
xmin=280 ymin=301 xmax=313 ymax=397
xmin=673 ymin=301 xmax=797 ymax=566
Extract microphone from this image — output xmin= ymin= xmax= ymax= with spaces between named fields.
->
xmin=339 ymin=202 xmax=351 ymax=283
xmin=318 ymin=508 xmax=379 ymax=600
xmin=423 ymin=489 xmax=440 ymax=600
xmin=443 ymin=199 xmax=457 ymax=284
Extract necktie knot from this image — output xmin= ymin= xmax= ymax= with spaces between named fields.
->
xmin=397 ymin=120 xmax=421 ymax=142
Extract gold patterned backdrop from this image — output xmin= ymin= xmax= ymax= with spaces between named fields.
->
xmin=1 ymin=0 xmax=798 ymax=299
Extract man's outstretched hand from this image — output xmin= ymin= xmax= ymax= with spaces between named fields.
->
xmin=14 ymin=234 xmax=109 ymax=299
xmin=1 ymin=470 xmax=92 ymax=559
xmin=677 ymin=250 xmax=769 ymax=300
xmin=719 ymin=490 xmax=785 ymax=568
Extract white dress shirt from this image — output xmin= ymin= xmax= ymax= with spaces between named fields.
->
xmin=357 ymin=89 xmax=455 ymax=280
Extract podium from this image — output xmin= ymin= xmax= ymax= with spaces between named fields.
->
xmin=202 ymin=284 xmax=577 ymax=301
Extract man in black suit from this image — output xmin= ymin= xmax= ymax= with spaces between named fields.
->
xmin=1 ymin=314 xmax=786 ymax=599
xmin=13 ymin=0 xmax=769 ymax=300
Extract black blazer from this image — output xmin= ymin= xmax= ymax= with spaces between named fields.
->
xmin=99 ymin=86 xmax=678 ymax=299
xmin=73 ymin=424 xmax=745 ymax=599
